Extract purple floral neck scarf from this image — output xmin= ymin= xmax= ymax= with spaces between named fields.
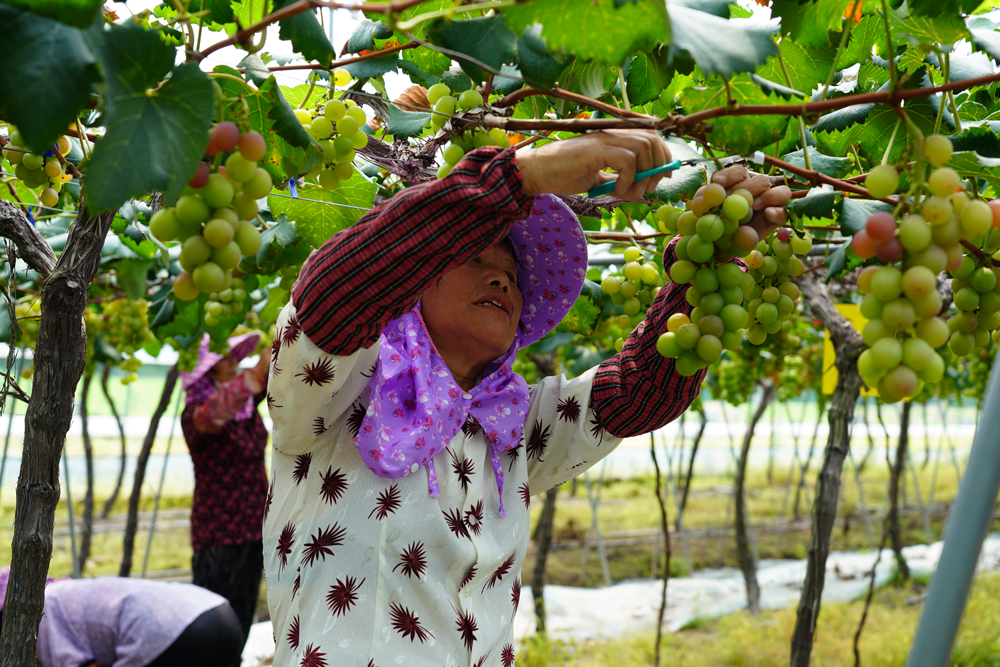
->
xmin=356 ymin=307 xmax=529 ymax=516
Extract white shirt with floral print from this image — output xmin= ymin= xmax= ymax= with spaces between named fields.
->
xmin=262 ymin=303 xmax=622 ymax=667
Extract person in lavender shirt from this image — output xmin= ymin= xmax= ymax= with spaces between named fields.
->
xmin=0 ymin=567 xmax=242 ymax=667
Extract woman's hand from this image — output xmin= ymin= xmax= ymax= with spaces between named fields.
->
xmin=516 ymin=129 xmax=672 ymax=201
xmin=707 ymin=165 xmax=791 ymax=240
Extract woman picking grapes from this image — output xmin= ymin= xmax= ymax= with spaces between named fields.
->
xmin=262 ymin=130 xmax=789 ymax=666
xmin=179 ymin=333 xmax=271 ymax=664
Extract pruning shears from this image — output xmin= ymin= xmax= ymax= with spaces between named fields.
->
xmin=587 ymin=154 xmax=763 ymax=197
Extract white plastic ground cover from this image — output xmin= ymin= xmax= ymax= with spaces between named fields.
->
xmin=240 ymin=534 xmax=1000 ymax=665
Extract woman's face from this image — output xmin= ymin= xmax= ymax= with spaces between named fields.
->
xmin=209 ymin=353 xmax=239 ymax=384
xmin=421 ymin=242 xmax=523 ymax=366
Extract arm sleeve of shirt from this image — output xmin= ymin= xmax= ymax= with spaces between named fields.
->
xmin=267 ymin=303 xmax=376 ymax=457
xmin=191 ymin=377 xmax=255 ymax=433
xmin=524 ymin=367 xmax=624 ymax=494
xmin=291 ymin=147 xmax=533 ymax=357
xmin=589 ymin=237 xmax=709 ymax=438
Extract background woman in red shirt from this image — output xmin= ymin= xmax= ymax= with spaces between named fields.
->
xmin=180 ymin=333 xmax=271 ymax=665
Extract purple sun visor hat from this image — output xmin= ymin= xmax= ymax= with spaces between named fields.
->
xmin=507 ymin=194 xmax=588 ymax=344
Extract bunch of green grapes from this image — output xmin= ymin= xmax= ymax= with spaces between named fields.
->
xmin=296 ymin=96 xmax=369 ymax=191
xmin=150 ymin=122 xmax=265 ymax=321
xmin=600 ymin=245 xmax=665 ymax=351
xmin=850 ymin=134 xmax=1000 ymax=402
xmin=742 ymin=229 xmax=810 ymax=345
xmin=423 ymin=83 xmax=511 ymax=178
xmin=98 ymin=299 xmax=156 ymax=383
xmin=947 ymin=256 xmax=1000 ymax=353
xmin=2 ymin=127 xmax=75 ymax=207
xmin=715 ymin=354 xmax=758 ymax=406
xmin=654 ymin=184 xmax=811 ymax=376
xmin=963 ymin=345 xmax=995 ymax=405
xmin=202 ymin=277 xmax=248 ymax=327
xmin=14 ymin=297 xmax=40 ymax=378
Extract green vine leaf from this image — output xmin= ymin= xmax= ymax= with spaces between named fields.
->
xmin=626 ymin=52 xmax=669 ymax=106
xmin=841 ymin=15 xmax=890 ymax=68
xmin=0 ymin=8 xmax=102 ymax=153
xmin=194 ymin=0 xmax=235 ymax=26
xmin=216 ymin=68 xmax=323 ymax=185
xmin=786 ymin=188 xmax=840 ymax=219
xmin=425 ymin=15 xmax=517 ymax=84
xmin=347 ymin=18 xmax=394 ymax=53
xmin=769 ymin=0 xmax=850 ymax=48
xmin=84 ymin=22 xmax=214 ymax=212
xmin=781 ymin=150 xmax=852 ymax=179
xmin=0 ymin=0 xmax=103 ymax=29
xmin=267 ymin=172 xmax=378 ymax=248
xmin=817 ymin=97 xmax=946 ymax=165
xmin=944 ymin=150 xmax=1000 ymax=191
xmin=890 ymin=9 xmax=970 ymax=45
xmin=668 ymin=2 xmax=778 ymax=76
xmin=756 ymin=41 xmax=837 ymax=100
xmin=386 ymin=105 xmax=431 ymax=138
xmin=272 ymin=0 xmax=335 ymax=65
xmin=837 ymin=197 xmax=892 ymax=236
xmin=502 ymin=0 xmax=668 ymax=66
xmin=680 ymin=75 xmax=799 ymax=155
xmin=652 ymin=138 xmax=717 ymax=200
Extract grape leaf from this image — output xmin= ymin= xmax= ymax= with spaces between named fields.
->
xmin=769 ymin=0 xmax=849 ymax=48
xmin=680 ymin=75 xmax=798 ymax=155
xmin=0 ymin=0 xmax=103 ymax=29
xmin=756 ymin=41 xmax=836 ymax=99
xmin=425 ymin=15 xmax=517 ymax=84
xmin=0 ymin=8 xmax=102 ymax=154
xmin=216 ymin=68 xmax=324 ymax=184
xmin=386 ymin=105 xmax=431 ymax=138
xmin=113 ymin=259 xmax=154 ymax=300
xmin=515 ymin=24 xmax=565 ymax=88
xmin=84 ymin=22 xmax=214 ymax=212
xmin=626 ymin=51 xmax=669 ymax=106
xmin=559 ymin=295 xmax=601 ymax=336
xmin=652 ymin=138 xmax=715 ymax=200
xmin=969 ymin=26 xmax=1000 ymax=62
xmin=193 ymin=0 xmax=234 ymax=25
xmin=241 ymin=216 xmax=314 ymax=275
xmin=271 ymin=0 xmax=334 ymax=65
xmin=907 ymin=0 xmax=979 ymax=18
xmin=347 ymin=18 xmax=394 ymax=53
xmin=403 ymin=45 xmax=451 ymax=80
xmin=841 ymin=15 xmax=889 ymax=68
xmin=927 ymin=51 xmax=994 ymax=81
xmin=951 ymin=121 xmax=1000 ymax=157
xmin=397 ymin=59 xmax=441 ymax=88
xmin=667 ymin=3 xmax=778 ymax=76
xmin=502 ymin=0 xmax=668 ymax=66
xmin=812 ymin=102 xmax=875 ymax=133
xmin=343 ymin=53 xmax=400 ymax=80
xmin=782 ymin=150 xmax=852 ymax=178
xmin=944 ymin=150 xmax=1000 ymax=191
xmin=240 ymin=54 xmax=271 ymax=87
xmin=786 ymin=187 xmax=840 ymax=218
xmin=155 ymin=295 xmax=200 ymax=339
xmin=837 ymin=197 xmax=892 ymax=236
xmin=278 ymin=83 xmax=315 ymax=108
xmin=890 ymin=9 xmax=970 ymax=45
xmin=818 ymin=97 xmax=945 ymax=165
xmin=267 ymin=172 xmax=378 ymax=248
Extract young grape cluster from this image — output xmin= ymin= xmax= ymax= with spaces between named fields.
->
xmin=297 ymin=98 xmax=369 ymax=191
xmin=202 ymin=277 xmax=249 ymax=327
xmin=151 ymin=122 xmax=265 ymax=319
xmin=851 ymin=133 xmax=1000 ymax=401
xmin=100 ymin=298 xmax=156 ymax=383
xmin=600 ymin=245 xmax=665 ymax=351
xmin=1 ymin=127 xmax=75 ymax=207
xmin=424 ymin=83 xmax=510 ymax=178
xmin=653 ymin=183 xmax=811 ymax=376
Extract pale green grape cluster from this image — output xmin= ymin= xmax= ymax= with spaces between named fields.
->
xmin=2 ymin=127 xmax=74 ymax=207
xmin=655 ymin=184 xmax=810 ymax=376
xmin=947 ymin=257 xmax=1000 ymax=354
xmin=600 ymin=245 xmax=666 ymax=351
xmin=297 ymin=99 xmax=369 ymax=191
xmin=856 ymin=264 xmax=948 ymax=402
xmin=715 ymin=355 xmax=757 ymax=406
xmin=97 ymin=299 xmax=156 ymax=384
xmin=203 ymin=277 xmax=248 ymax=327
xmin=151 ymin=123 xmax=265 ymax=323
xmin=742 ymin=229 xmax=810 ymax=345
xmin=850 ymin=134 xmax=1000 ymax=402
xmin=13 ymin=297 xmax=40 ymax=377
xmin=423 ymin=83 xmax=511 ymax=178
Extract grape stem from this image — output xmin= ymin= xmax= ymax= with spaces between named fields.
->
xmin=961 ymin=239 xmax=998 ymax=267
xmin=758 ymin=154 xmax=900 ymax=206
